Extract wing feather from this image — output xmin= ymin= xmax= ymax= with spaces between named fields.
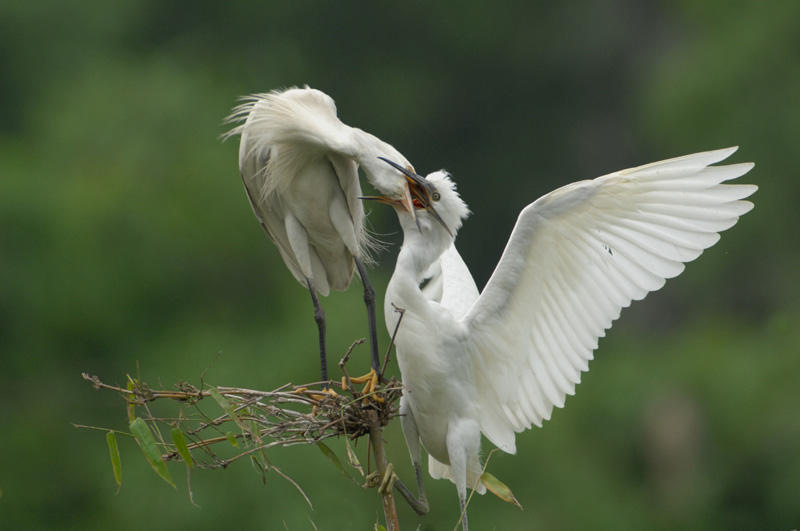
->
xmin=537 ymin=310 xmax=580 ymax=388
xmin=463 ymin=147 xmax=756 ymax=446
xmin=229 ymin=88 xmax=372 ymax=292
xmin=541 ymin=282 xmax=591 ymax=371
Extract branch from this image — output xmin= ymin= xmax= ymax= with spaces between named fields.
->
xmin=80 ymin=336 xmax=409 ymax=528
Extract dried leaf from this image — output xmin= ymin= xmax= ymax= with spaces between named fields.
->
xmin=344 ymin=438 xmax=363 ymax=476
xmin=480 ymin=472 xmax=522 ymax=509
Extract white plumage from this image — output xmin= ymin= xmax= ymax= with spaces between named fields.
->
xmin=226 ymin=86 xmax=434 ymax=381
xmin=383 ymin=147 xmax=756 ymax=529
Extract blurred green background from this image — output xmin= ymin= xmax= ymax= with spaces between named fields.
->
xmin=2 ymin=1 xmax=798 ymax=529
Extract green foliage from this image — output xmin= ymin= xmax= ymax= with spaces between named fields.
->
xmin=317 ymin=442 xmax=361 ymax=486
xmin=1 ymin=1 xmax=797 ymax=530
xmin=106 ymin=431 xmax=122 ymax=488
xmin=170 ymin=428 xmax=194 ymax=469
xmin=129 ymin=418 xmax=176 ymax=489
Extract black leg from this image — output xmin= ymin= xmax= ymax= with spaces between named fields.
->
xmin=354 ymin=258 xmax=380 ymax=373
xmin=396 ymin=402 xmax=430 ymax=515
xmin=305 ymin=278 xmax=328 ymax=385
xmin=393 ymin=461 xmax=430 ymax=516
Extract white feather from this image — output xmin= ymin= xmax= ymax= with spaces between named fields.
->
xmin=384 ymin=147 xmax=756 ymax=521
xmin=227 ymin=86 xmax=413 ymax=294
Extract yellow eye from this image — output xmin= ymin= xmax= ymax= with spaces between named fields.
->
xmin=432 ymin=191 xmax=441 ymax=201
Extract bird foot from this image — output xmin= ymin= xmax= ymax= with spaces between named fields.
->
xmin=364 ymin=462 xmax=397 ymax=494
xmin=342 ymin=368 xmax=383 ymax=403
xmin=293 ymin=386 xmax=338 ymax=402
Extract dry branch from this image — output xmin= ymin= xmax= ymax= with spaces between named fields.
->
xmin=79 ymin=334 xmax=411 ymax=529
xmin=81 ymin=370 xmax=402 ymax=468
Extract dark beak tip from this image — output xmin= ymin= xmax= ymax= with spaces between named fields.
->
xmin=379 ymin=156 xmax=452 ymax=236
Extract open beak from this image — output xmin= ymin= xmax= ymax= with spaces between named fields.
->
xmin=360 ymin=192 xmax=427 ymax=231
xmin=373 ymin=157 xmax=452 ymax=236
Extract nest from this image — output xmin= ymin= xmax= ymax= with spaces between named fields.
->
xmin=80 ymin=341 xmax=403 ymax=472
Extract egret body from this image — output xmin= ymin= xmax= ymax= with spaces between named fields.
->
xmin=226 ymin=87 xmax=436 ymax=382
xmin=381 ymin=148 xmax=756 ymax=529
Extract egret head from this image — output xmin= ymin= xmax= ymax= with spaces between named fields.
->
xmin=364 ymin=163 xmax=469 ymax=243
xmin=410 ymin=170 xmax=469 ymax=237
xmin=361 ymin=158 xmax=457 ymax=234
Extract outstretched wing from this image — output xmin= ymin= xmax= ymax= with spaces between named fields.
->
xmin=463 ymin=147 xmax=756 ymax=453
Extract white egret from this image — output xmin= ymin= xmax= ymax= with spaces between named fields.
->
xmin=226 ymin=87 xmax=440 ymax=383
xmin=376 ymin=148 xmax=756 ymax=530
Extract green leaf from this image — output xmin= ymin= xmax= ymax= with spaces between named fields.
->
xmin=209 ymin=387 xmax=248 ymax=431
xmin=248 ymin=419 xmax=263 ymax=445
xmin=344 ymin=438 xmax=363 ymax=476
xmin=126 ymin=377 xmax=136 ymax=422
xmin=225 ymin=431 xmax=239 ymax=448
xmin=248 ymin=418 xmax=268 ymax=469
xmin=208 ymin=387 xmax=233 ymax=415
xmin=106 ymin=431 xmax=122 ymax=488
xmin=170 ymin=428 xmax=193 ymax=469
xmin=480 ymin=472 xmax=522 ymax=509
xmin=130 ymin=418 xmax=176 ymax=488
xmin=317 ymin=442 xmax=358 ymax=484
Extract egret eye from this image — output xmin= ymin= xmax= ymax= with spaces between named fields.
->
xmin=432 ymin=191 xmax=441 ymax=201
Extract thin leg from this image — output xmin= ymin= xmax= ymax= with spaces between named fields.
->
xmin=354 ymin=258 xmax=380 ymax=373
xmin=305 ymin=278 xmax=328 ymax=384
xmin=393 ymin=461 xmax=429 ymax=516
xmin=451 ymin=457 xmax=469 ymax=531
xmin=447 ymin=419 xmax=480 ymax=531
xmin=395 ymin=399 xmax=430 ymax=515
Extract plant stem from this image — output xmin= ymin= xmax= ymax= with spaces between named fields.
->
xmin=368 ymin=410 xmax=400 ymax=530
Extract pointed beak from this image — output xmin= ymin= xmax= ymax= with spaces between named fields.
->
xmin=376 ymin=157 xmax=452 ymax=236
xmin=360 ymin=191 xmax=425 ymax=232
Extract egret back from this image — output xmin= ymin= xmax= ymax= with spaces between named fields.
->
xmin=229 ymin=88 xmax=371 ymax=295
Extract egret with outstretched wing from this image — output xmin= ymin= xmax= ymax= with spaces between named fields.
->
xmin=377 ymin=148 xmax=756 ymax=530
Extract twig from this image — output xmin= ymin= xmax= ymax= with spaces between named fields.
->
xmin=380 ymin=304 xmax=406 ymax=380
xmin=81 ymin=341 xmax=405 ymax=528
xmin=80 ymin=369 xmax=403 ymax=468
xmin=339 ymin=338 xmax=367 ymax=392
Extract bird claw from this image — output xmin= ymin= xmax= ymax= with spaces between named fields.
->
xmin=348 ymin=368 xmax=377 ymax=386
xmin=316 ymin=387 xmax=339 ymax=399
xmin=364 ymin=463 xmax=397 ymax=494
xmin=293 ymin=386 xmax=338 ymax=402
xmin=344 ymin=368 xmax=382 ymax=404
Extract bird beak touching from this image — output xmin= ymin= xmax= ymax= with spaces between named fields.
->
xmin=365 ymin=157 xmax=451 ymax=235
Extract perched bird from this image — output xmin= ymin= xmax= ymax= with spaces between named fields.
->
xmin=376 ymin=148 xmax=756 ymax=530
xmin=226 ymin=87 xmax=439 ymax=384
